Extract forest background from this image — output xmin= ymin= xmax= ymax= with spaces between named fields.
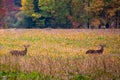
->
xmin=0 ymin=0 xmax=120 ymax=29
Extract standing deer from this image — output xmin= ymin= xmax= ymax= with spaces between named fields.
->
xmin=10 ymin=45 xmax=30 ymax=56
xmin=86 ymin=45 xmax=105 ymax=54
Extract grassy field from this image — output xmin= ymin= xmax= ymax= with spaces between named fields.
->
xmin=0 ymin=29 xmax=120 ymax=80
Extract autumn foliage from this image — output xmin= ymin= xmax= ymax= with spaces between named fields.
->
xmin=0 ymin=0 xmax=120 ymax=28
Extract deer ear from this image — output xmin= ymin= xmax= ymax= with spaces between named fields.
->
xmin=100 ymin=44 xmax=106 ymax=47
xmin=23 ymin=44 xmax=30 ymax=47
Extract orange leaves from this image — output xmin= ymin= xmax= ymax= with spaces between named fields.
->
xmin=107 ymin=8 xmax=116 ymax=18
xmin=91 ymin=18 xmax=100 ymax=28
xmin=91 ymin=0 xmax=104 ymax=11
xmin=85 ymin=0 xmax=104 ymax=13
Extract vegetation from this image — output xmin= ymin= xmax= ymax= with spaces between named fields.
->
xmin=0 ymin=29 xmax=120 ymax=80
xmin=0 ymin=0 xmax=120 ymax=28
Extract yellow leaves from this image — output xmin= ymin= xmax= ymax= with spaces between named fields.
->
xmin=20 ymin=0 xmax=34 ymax=15
xmin=85 ymin=0 xmax=104 ymax=13
xmin=21 ymin=0 xmax=26 ymax=4
xmin=39 ymin=0 xmax=54 ymax=10
xmin=20 ymin=0 xmax=27 ymax=11
xmin=39 ymin=0 xmax=51 ymax=6
xmin=91 ymin=0 xmax=104 ymax=8
xmin=84 ymin=0 xmax=120 ymax=21
xmin=32 ymin=13 xmax=42 ymax=18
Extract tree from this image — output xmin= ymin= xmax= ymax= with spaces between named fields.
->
xmin=20 ymin=0 xmax=120 ymax=29
xmin=14 ymin=0 xmax=22 ymax=7
xmin=0 ymin=0 xmax=6 ymax=28
xmin=0 ymin=0 xmax=21 ymax=28
xmin=21 ymin=0 xmax=34 ymax=16
xmin=85 ymin=0 xmax=120 ymax=28
xmin=21 ymin=0 xmax=70 ymax=28
xmin=51 ymin=0 xmax=70 ymax=28
xmin=85 ymin=0 xmax=104 ymax=28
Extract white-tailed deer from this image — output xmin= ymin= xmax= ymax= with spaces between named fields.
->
xmin=86 ymin=45 xmax=105 ymax=54
xmin=10 ymin=45 xmax=30 ymax=56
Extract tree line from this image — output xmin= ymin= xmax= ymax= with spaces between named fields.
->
xmin=0 ymin=0 xmax=120 ymax=29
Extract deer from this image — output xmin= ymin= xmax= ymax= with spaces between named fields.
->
xmin=10 ymin=45 xmax=30 ymax=56
xmin=86 ymin=45 xmax=105 ymax=54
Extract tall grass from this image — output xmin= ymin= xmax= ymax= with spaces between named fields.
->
xmin=0 ymin=29 xmax=120 ymax=80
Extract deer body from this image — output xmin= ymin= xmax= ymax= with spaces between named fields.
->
xmin=86 ymin=45 xmax=104 ymax=54
xmin=10 ymin=45 xmax=30 ymax=56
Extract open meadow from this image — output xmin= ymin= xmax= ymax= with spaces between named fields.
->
xmin=0 ymin=29 xmax=120 ymax=80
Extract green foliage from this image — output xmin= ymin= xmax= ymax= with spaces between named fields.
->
xmin=6 ymin=12 xmax=17 ymax=28
xmin=0 ymin=71 xmax=59 ymax=80
xmin=38 ymin=0 xmax=70 ymax=28
xmin=74 ymin=74 xmax=89 ymax=80
xmin=21 ymin=0 xmax=34 ymax=16
xmin=15 ymin=12 xmax=35 ymax=28
xmin=19 ymin=0 xmax=120 ymax=28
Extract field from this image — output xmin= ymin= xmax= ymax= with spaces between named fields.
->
xmin=0 ymin=29 xmax=120 ymax=80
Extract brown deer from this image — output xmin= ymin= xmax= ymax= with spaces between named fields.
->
xmin=10 ymin=45 xmax=30 ymax=56
xmin=86 ymin=45 xmax=105 ymax=54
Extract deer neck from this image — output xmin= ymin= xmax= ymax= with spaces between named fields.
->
xmin=100 ymin=46 xmax=104 ymax=51
xmin=24 ymin=48 xmax=27 ymax=53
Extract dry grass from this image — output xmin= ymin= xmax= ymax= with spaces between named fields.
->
xmin=0 ymin=29 xmax=120 ymax=80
